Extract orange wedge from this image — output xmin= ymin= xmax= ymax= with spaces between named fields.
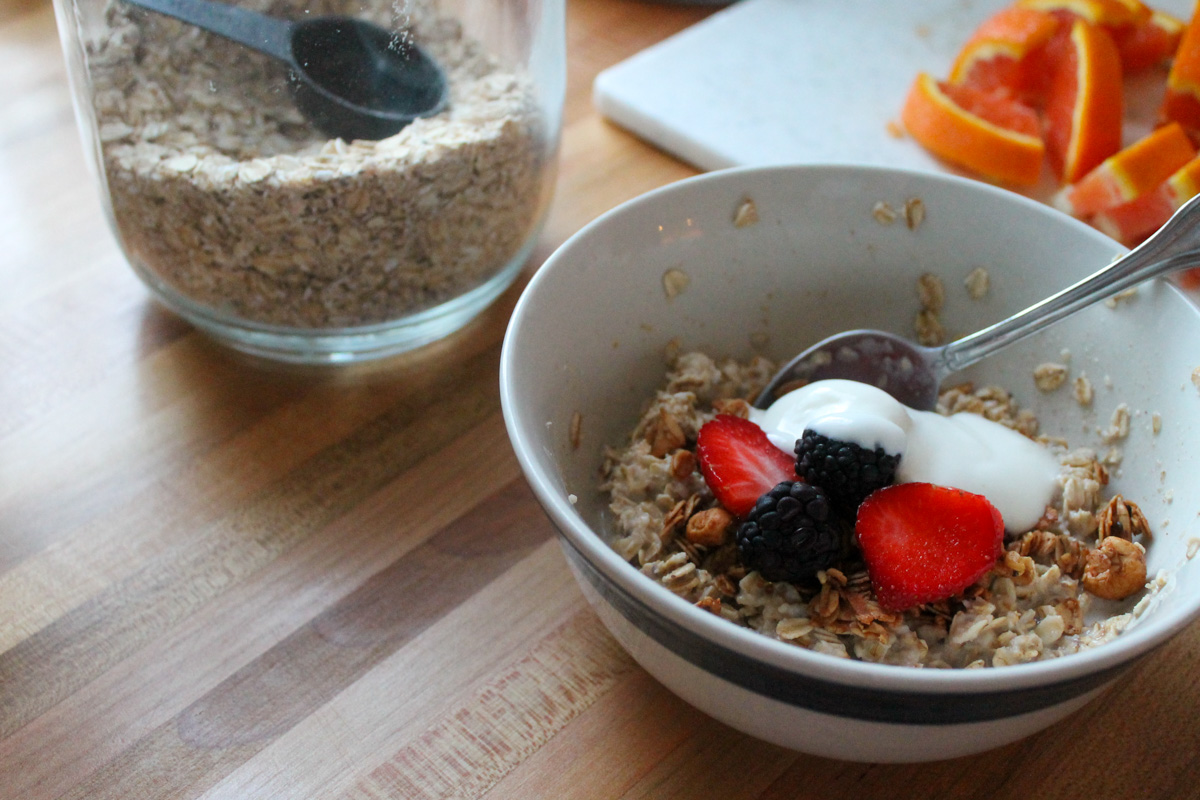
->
xmin=1161 ymin=7 xmax=1200 ymax=138
xmin=1016 ymin=0 xmax=1162 ymax=82
xmin=1056 ymin=122 xmax=1196 ymax=216
xmin=1015 ymin=0 xmax=1147 ymax=29
xmin=1043 ymin=19 xmax=1124 ymax=184
xmin=949 ymin=7 xmax=1061 ymax=97
xmin=1093 ymin=156 xmax=1200 ymax=244
xmin=1115 ymin=8 xmax=1184 ymax=71
xmin=901 ymin=72 xmax=1045 ymax=185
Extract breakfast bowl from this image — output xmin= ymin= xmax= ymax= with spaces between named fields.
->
xmin=498 ymin=163 xmax=1200 ymax=762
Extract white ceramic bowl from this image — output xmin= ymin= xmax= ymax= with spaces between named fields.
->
xmin=499 ymin=164 xmax=1200 ymax=762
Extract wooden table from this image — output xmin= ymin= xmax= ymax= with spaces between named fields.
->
xmin=3 ymin=0 xmax=1198 ymax=797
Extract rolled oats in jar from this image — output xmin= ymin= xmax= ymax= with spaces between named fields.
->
xmin=52 ymin=0 xmax=564 ymax=361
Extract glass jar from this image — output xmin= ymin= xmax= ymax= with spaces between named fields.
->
xmin=52 ymin=0 xmax=564 ymax=362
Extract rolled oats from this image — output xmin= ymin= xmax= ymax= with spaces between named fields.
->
xmin=964 ymin=267 xmax=990 ymax=300
xmin=1104 ymin=287 xmax=1139 ymax=308
xmin=1073 ymin=375 xmax=1094 ymax=406
xmin=904 ymin=197 xmax=926 ymax=230
xmin=662 ymin=268 xmax=691 ymax=300
xmin=1100 ymin=403 xmax=1132 ymax=443
xmin=1034 ymin=363 xmax=1069 ymax=392
xmin=914 ymin=309 xmax=945 ymax=346
xmin=917 ymin=272 xmax=945 ymax=312
xmin=872 ymin=201 xmax=898 ymax=226
xmin=84 ymin=0 xmax=548 ymax=329
xmin=733 ymin=198 xmax=760 ymax=228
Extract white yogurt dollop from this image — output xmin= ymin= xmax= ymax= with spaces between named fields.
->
xmin=749 ymin=379 xmax=1060 ymax=532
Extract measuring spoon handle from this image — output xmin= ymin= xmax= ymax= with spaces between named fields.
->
xmin=940 ymin=191 xmax=1200 ymax=373
xmin=121 ymin=0 xmax=295 ymax=64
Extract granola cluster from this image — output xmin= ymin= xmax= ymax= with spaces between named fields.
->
xmin=600 ymin=351 xmax=1156 ymax=668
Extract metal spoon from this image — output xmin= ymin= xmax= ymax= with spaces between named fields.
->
xmin=123 ymin=0 xmax=447 ymax=141
xmin=755 ymin=192 xmax=1200 ymax=412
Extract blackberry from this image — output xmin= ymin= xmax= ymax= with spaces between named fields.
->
xmin=736 ymin=481 xmax=847 ymax=583
xmin=794 ymin=429 xmax=900 ymax=514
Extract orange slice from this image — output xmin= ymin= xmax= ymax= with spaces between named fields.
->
xmin=1016 ymin=0 xmax=1154 ymax=86
xmin=1015 ymin=0 xmax=1146 ymax=29
xmin=1093 ymin=155 xmax=1200 ymax=244
xmin=1056 ymin=122 xmax=1196 ymax=216
xmin=949 ymin=7 xmax=1061 ymax=97
xmin=1161 ymin=7 xmax=1200 ymax=138
xmin=1043 ymin=19 xmax=1124 ymax=184
xmin=901 ymin=72 xmax=1045 ymax=185
xmin=1115 ymin=8 xmax=1184 ymax=71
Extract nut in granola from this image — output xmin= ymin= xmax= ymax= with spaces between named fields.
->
xmin=1098 ymin=495 xmax=1151 ymax=541
xmin=686 ymin=507 xmax=734 ymax=548
xmin=1082 ymin=536 xmax=1147 ymax=600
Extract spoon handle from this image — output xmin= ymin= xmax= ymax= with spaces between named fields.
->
xmin=121 ymin=0 xmax=294 ymax=64
xmin=940 ymin=192 xmax=1200 ymax=374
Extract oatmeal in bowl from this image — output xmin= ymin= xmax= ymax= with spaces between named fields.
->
xmin=602 ymin=349 xmax=1158 ymax=670
xmin=500 ymin=164 xmax=1200 ymax=761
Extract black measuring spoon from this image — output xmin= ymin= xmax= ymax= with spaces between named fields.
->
xmin=123 ymin=0 xmax=448 ymax=141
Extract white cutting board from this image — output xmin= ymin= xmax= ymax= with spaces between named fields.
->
xmin=594 ymin=0 xmax=1192 ymax=200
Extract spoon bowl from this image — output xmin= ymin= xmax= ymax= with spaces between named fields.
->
xmin=123 ymin=0 xmax=447 ymax=141
xmin=289 ymin=16 xmax=447 ymax=141
xmin=756 ymin=192 xmax=1200 ymax=411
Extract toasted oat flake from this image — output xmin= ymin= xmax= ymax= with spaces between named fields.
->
xmin=917 ymin=272 xmax=945 ymax=312
xmin=1100 ymin=403 xmax=1131 ymax=443
xmin=662 ymin=268 xmax=691 ymax=299
xmin=734 ymin=198 xmax=759 ymax=228
xmin=885 ymin=119 xmax=905 ymax=138
xmin=904 ymin=197 xmax=926 ymax=230
xmin=872 ymin=201 xmax=898 ymax=225
xmin=1073 ymin=375 xmax=1094 ymax=406
xmin=569 ymin=411 xmax=582 ymax=450
xmin=1152 ymin=412 xmax=1162 ymax=434
xmin=1104 ymin=287 xmax=1139 ymax=308
xmin=964 ymin=267 xmax=990 ymax=299
xmin=914 ymin=309 xmax=944 ymax=346
xmin=1192 ymin=367 xmax=1200 ymax=393
xmin=1034 ymin=363 xmax=1069 ymax=392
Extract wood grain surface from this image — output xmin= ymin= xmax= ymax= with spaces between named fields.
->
xmin=2 ymin=0 xmax=1198 ymax=798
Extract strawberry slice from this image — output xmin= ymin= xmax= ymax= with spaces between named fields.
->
xmin=695 ymin=415 xmax=797 ymax=517
xmin=855 ymin=483 xmax=1004 ymax=612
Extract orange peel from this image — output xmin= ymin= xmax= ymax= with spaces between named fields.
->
xmin=1056 ymin=122 xmax=1196 ymax=216
xmin=901 ymin=72 xmax=1045 ymax=186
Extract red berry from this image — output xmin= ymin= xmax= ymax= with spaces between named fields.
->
xmin=695 ymin=415 xmax=798 ymax=517
xmin=855 ymin=482 xmax=1004 ymax=612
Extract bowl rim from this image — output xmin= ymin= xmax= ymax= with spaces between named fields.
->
xmin=500 ymin=162 xmax=1200 ymax=696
